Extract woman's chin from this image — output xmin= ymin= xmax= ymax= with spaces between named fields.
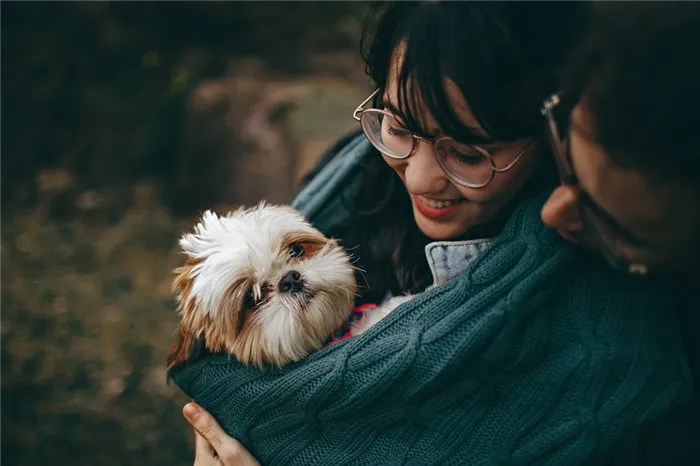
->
xmin=413 ymin=210 xmax=467 ymax=241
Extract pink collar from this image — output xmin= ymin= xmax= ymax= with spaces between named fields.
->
xmin=327 ymin=303 xmax=379 ymax=345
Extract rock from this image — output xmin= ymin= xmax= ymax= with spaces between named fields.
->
xmin=172 ymin=74 xmax=299 ymax=214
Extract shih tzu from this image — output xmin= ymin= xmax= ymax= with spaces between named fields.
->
xmin=167 ymin=203 xmax=408 ymax=371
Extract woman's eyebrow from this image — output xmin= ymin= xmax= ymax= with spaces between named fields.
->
xmin=381 ymin=98 xmax=492 ymax=142
xmin=380 ymin=99 xmax=403 ymax=118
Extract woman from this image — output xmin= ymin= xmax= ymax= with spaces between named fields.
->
xmin=172 ymin=3 xmax=691 ymax=465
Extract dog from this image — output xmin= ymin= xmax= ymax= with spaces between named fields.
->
xmin=167 ymin=203 xmax=409 ymax=371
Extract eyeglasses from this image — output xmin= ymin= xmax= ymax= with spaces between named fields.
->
xmin=541 ymin=92 xmax=652 ymax=276
xmin=353 ymin=89 xmax=531 ymax=189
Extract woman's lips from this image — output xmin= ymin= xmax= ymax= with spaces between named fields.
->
xmin=413 ymin=195 xmax=466 ymax=220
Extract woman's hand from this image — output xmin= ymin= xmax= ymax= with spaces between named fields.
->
xmin=183 ymin=403 xmax=261 ymax=466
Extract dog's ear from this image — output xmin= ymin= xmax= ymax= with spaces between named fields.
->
xmin=168 ymin=257 xmax=205 ymax=374
xmin=166 ymin=323 xmax=206 ymax=373
xmin=172 ymin=256 xmax=200 ymax=294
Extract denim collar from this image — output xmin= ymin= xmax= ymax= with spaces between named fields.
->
xmin=425 ymin=238 xmax=493 ymax=286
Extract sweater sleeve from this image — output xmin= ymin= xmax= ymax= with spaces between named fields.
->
xmin=294 ymin=129 xmax=364 ymax=196
xmin=170 ymin=199 xmax=692 ymax=466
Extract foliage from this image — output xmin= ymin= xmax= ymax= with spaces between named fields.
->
xmin=1 ymin=2 xmax=371 ymax=465
xmin=1 ymin=1 xmax=370 ymax=211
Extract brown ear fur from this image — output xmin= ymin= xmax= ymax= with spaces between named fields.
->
xmin=167 ymin=257 xmax=205 ymax=373
xmin=172 ymin=256 xmax=200 ymax=295
xmin=166 ymin=323 xmax=205 ymax=372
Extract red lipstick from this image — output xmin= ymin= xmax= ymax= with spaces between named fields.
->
xmin=413 ymin=195 xmax=464 ymax=220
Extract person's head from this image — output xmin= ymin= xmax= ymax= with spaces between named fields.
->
xmin=355 ymin=1 xmax=583 ymax=241
xmin=540 ymin=2 xmax=700 ymax=275
xmin=341 ymin=1 xmax=583 ymax=302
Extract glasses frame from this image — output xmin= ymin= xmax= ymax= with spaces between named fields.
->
xmin=541 ymin=92 xmax=650 ymax=276
xmin=354 ymin=89 xmax=531 ymax=189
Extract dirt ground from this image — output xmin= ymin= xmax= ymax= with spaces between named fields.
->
xmin=1 ymin=80 xmax=368 ymax=463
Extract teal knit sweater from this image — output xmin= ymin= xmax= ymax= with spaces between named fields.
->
xmin=170 ymin=196 xmax=691 ymax=465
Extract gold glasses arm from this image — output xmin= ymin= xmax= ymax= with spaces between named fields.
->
xmin=492 ymin=140 xmax=534 ymax=173
xmin=353 ymin=89 xmax=380 ymax=121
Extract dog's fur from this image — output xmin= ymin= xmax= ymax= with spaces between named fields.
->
xmin=167 ymin=203 xmax=381 ymax=371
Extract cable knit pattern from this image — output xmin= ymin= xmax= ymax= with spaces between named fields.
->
xmin=170 ymin=195 xmax=691 ymax=466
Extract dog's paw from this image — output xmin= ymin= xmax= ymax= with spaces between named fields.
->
xmin=380 ymin=295 xmax=413 ymax=314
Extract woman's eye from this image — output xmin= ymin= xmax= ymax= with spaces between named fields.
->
xmin=439 ymin=147 xmax=486 ymax=166
xmin=386 ymin=126 xmax=410 ymax=138
xmin=289 ymin=243 xmax=305 ymax=258
xmin=454 ymin=152 xmax=486 ymax=166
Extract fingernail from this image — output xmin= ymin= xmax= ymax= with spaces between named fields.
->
xmin=183 ymin=403 xmax=201 ymax=422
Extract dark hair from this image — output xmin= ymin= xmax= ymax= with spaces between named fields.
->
xmin=333 ymin=1 xmax=584 ymax=305
xmin=566 ymin=2 xmax=700 ymax=183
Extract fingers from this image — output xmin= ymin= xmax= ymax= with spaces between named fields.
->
xmin=183 ymin=403 xmax=261 ymax=466
xmin=184 ymin=403 xmax=228 ymax=449
xmin=194 ymin=430 xmax=215 ymax=461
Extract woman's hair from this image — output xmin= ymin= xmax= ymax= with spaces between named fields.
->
xmin=333 ymin=1 xmax=585 ymax=305
xmin=565 ymin=2 xmax=700 ymax=184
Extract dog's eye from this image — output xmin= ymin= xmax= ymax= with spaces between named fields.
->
xmin=243 ymin=289 xmax=256 ymax=309
xmin=289 ymin=243 xmax=305 ymax=258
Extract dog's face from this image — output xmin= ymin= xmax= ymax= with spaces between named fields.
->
xmin=167 ymin=204 xmax=356 ymax=370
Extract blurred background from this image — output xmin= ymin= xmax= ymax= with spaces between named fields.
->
xmin=1 ymin=2 xmax=372 ymax=465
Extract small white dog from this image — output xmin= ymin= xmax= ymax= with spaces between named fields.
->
xmin=167 ymin=203 xmax=406 ymax=370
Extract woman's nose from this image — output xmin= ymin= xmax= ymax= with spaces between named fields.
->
xmin=402 ymin=141 xmax=449 ymax=194
xmin=541 ymin=184 xmax=584 ymax=233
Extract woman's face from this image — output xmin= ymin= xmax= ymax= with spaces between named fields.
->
xmin=382 ymin=77 xmax=542 ymax=241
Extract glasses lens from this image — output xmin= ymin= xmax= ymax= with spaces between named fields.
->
xmin=435 ymin=138 xmax=494 ymax=187
xmin=360 ymin=111 xmax=413 ymax=158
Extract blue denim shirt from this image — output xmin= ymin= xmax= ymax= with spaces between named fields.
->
xmin=425 ymin=238 xmax=492 ymax=286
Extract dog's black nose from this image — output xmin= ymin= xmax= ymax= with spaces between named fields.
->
xmin=279 ymin=270 xmax=303 ymax=293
